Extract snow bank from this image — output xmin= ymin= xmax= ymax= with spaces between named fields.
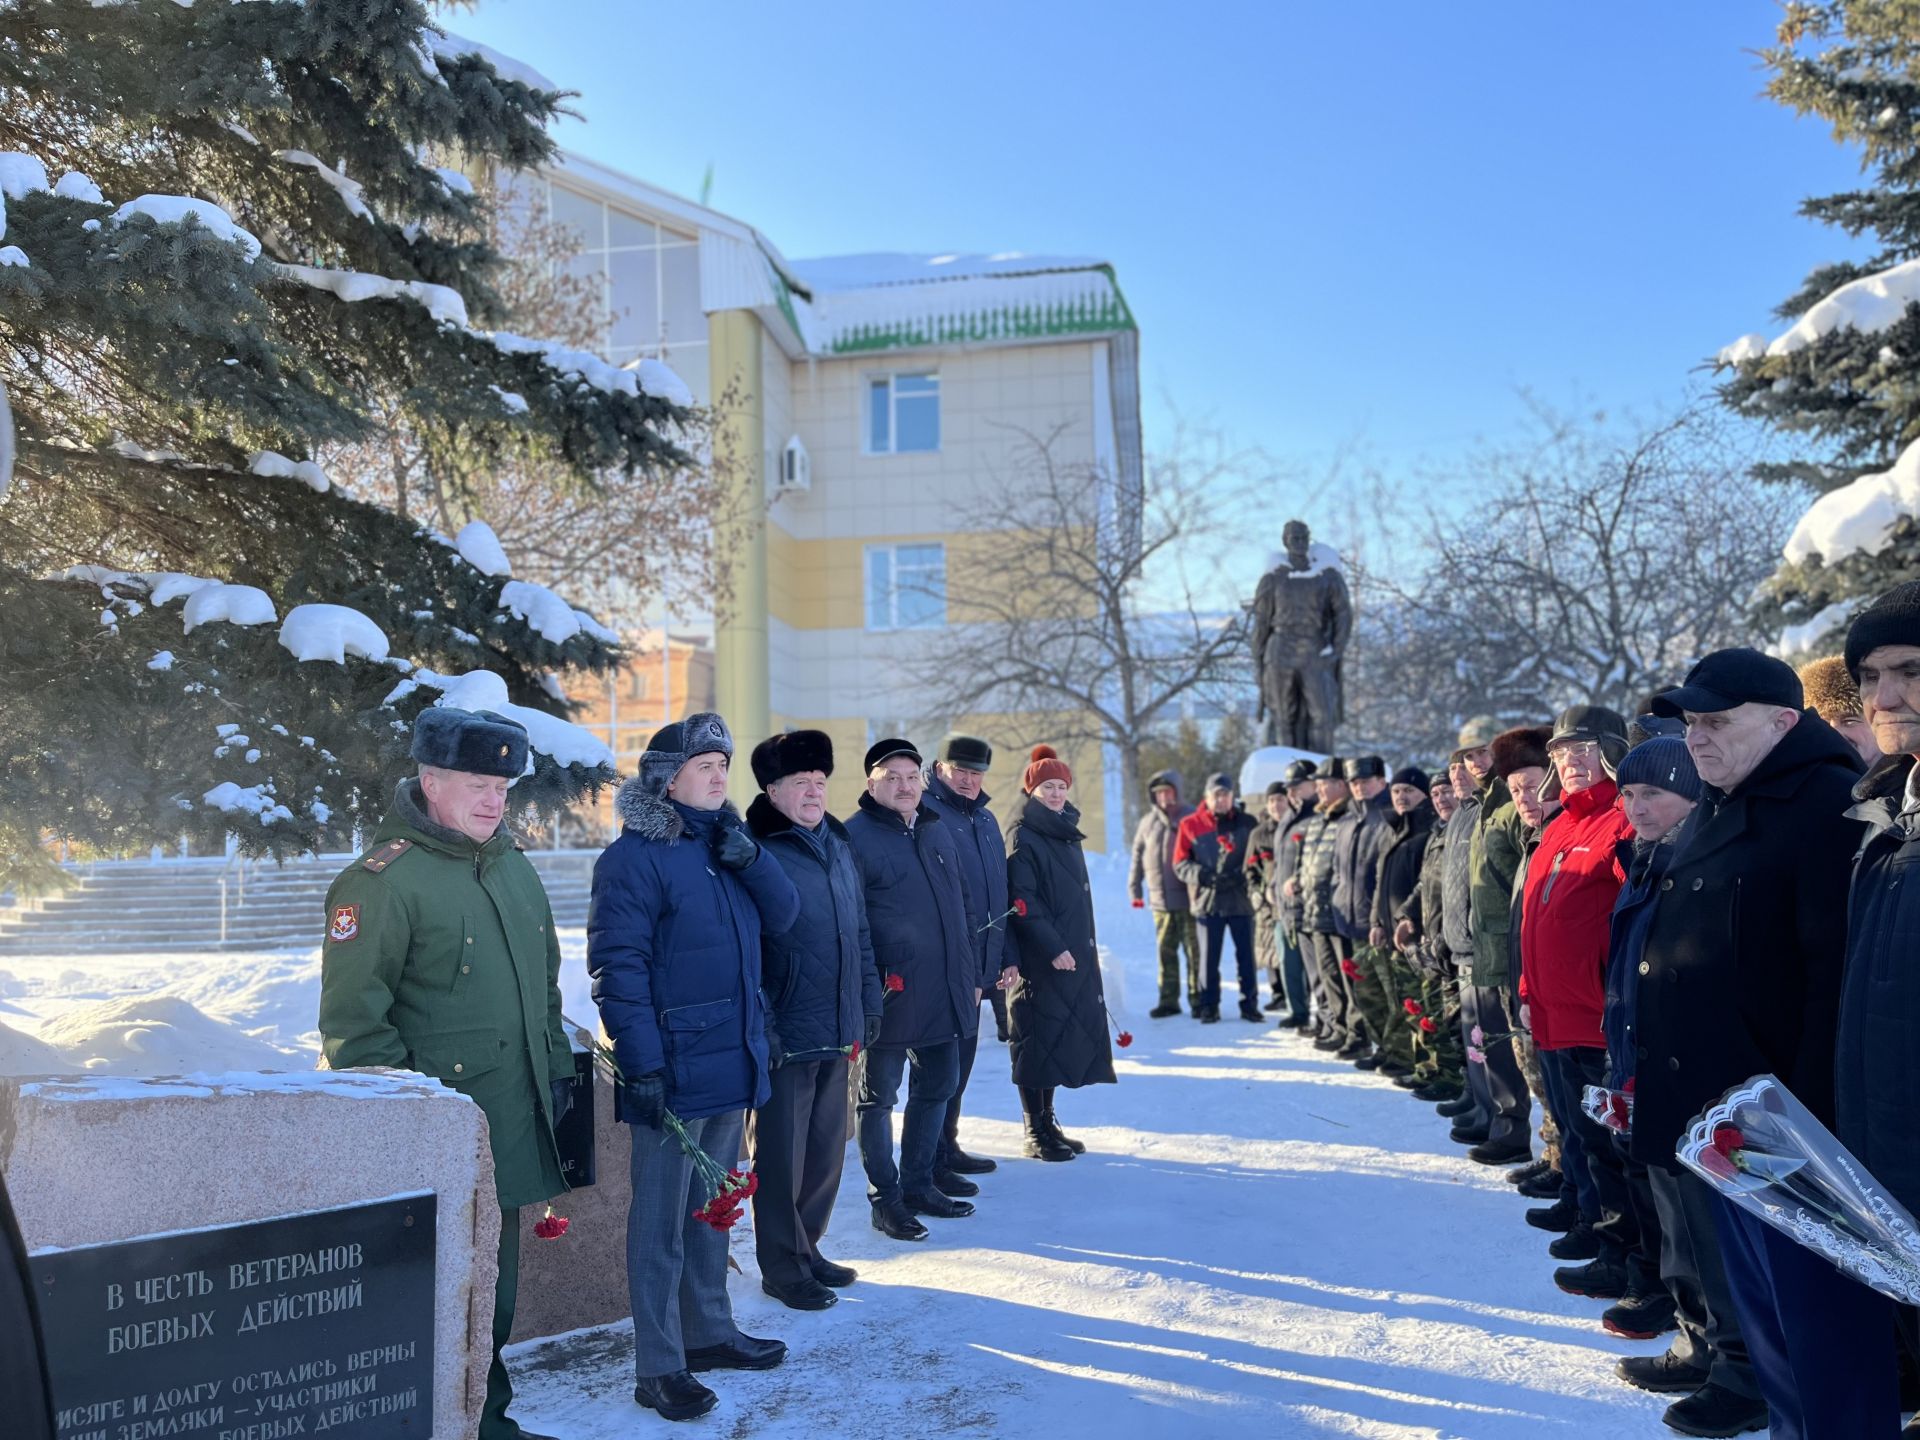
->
xmin=202 ymin=781 xmax=296 ymax=824
xmin=181 ymin=581 xmax=276 ymax=632
xmin=455 ymin=519 xmax=512 ymax=577
xmin=110 ymin=195 xmax=261 ymax=261
xmin=1783 ymin=436 xmax=1920 ymax=564
xmin=397 ymin=668 xmax=615 ymax=772
xmin=278 ymin=262 xmax=469 ymax=326
xmin=0 ymin=1020 xmax=79 ymax=1076
xmin=278 ymin=603 xmax=391 ymax=664
xmin=424 ymin=26 xmax=559 ymax=92
xmin=247 ymin=447 xmax=330 ymax=492
xmin=148 ymin=571 xmax=216 ymax=606
xmin=34 ymin=994 xmax=301 ymax=1076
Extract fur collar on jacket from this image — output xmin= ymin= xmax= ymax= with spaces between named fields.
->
xmin=745 ymin=791 xmax=850 ymax=844
xmin=614 ymin=776 xmax=741 ymax=844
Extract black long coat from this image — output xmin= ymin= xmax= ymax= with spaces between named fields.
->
xmin=1629 ymin=715 xmax=1864 ymax=1167
xmin=843 ymin=793 xmax=981 ymax=1050
xmin=1836 ymin=754 xmax=1920 ymax=1215
xmin=745 ymin=795 xmax=884 ymax=1062
xmin=1371 ymin=802 xmax=1434 ymax=933
xmin=1006 ymin=796 xmax=1117 ymax=1091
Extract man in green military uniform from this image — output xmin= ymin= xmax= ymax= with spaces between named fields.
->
xmin=319 ymin=707 xmax=571 ymax=1440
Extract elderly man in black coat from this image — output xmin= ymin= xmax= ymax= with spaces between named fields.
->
xmin=923 ymin=733 xmax=1018 ymax=1191
xmin=844 ymin=738 xmax=986 ymax=1242
xmin=1633 ymin=648 xmax=1880 ymax=1440
xmin=744 ymin=731 xmax=883 ymax=1312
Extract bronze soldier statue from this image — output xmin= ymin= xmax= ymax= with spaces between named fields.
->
xmin=1252 ymin=520 xmax=1353 ymax=751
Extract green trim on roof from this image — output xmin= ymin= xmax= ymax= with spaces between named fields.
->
xmin=761 ymin=249 xmax=808 ymax=351
xmin=826 ymin=267 xmax=1136 ymax=355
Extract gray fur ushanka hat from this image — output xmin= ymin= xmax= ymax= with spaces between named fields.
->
xmin=637 ymin=712 xmax=733 ymax=799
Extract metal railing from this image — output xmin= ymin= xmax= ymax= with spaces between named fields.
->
xmin=216 ymin=849 xmax=255 ymax=946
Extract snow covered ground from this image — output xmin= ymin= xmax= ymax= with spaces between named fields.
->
xmin=0 ymin=854 xmax=1692 ymax=1437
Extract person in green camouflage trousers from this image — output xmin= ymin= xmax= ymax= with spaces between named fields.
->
xmin=319 ymin=707 xmax=571 ymax=1440
xmin=1365 ymin=766 xmax=1433 ymax=1079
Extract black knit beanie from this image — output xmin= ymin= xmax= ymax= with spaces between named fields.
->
xmin=1845 ymin=581 xmax=1920 ymax=679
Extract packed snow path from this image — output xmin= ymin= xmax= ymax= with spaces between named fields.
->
xmin=508 ymin=1019 xmax=1682 ymax=1438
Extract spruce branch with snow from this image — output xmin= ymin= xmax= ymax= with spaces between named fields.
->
xmin=0 ymin=0 xmax=694 ymax=889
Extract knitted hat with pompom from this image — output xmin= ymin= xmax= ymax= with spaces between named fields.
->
xmin=1023 ymin=744 xmax=1073 ymax=792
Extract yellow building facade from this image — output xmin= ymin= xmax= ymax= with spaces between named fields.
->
xmin=534 ymin=153 xmax=1143 ymax=848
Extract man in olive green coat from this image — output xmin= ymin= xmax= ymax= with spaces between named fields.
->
xmin=319 ymin=707 xmax=571 ymax=1440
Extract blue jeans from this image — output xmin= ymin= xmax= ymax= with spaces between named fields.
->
xmin=857 ymin=1041 xmax=960 ymax=1206
xmin=1198 ymin=913 xmax=1256 ymax=1010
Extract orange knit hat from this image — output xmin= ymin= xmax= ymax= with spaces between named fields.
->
xmin=1023 ymin=743 xmax=1073 ymax=792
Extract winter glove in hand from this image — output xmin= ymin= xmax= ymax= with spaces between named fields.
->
xmin=863 ymin=1014 xmax=882 ymax=1047
xmin=712 ymin=822 xmax=758 ymax=871
xmin=766 ymin=1031 xmax=787 ymax=1071
xmin=622 ymin=1071 xmax=666 ymax=1128
xmin=549 ymin=1077 xmax=574 ymax=1126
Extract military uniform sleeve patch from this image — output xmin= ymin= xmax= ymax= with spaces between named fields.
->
xmin=329 ymin=903 xmax=360 ymax=942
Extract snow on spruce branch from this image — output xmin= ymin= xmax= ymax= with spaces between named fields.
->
xmin=383 ymin=668 xmax=613 ymax=773
xmin=1783 ymin=435 xmax=1920 ymax=565
xmin=1720 ymin=257 xmax=1920 ymax=362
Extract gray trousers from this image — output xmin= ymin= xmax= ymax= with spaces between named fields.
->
xmin=1647 ymin=1163 xmax=1760 ymax=1400
xmin=626 ymin=1111 xmax=743 ymax=1378
xmin=747 ymin=1057 xmax=850 ymax=1288
xmin=1306 ymin=931 xmax=1356 ymax=1041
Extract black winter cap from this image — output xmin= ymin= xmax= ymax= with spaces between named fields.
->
xmin=1845 ymin=580 xmax=1920 ymax=679
xmin=1391 ymin=765 xmax=1430 ymax=792
xmin=412 ymin=706 xmax=528 ymax=778
xmin=864 ymin=737 xmax=922 ymax=772
xmin=1312 ymin=756 xmax=1346 ymax=781
xmin=751 ymin=729 xmax=834 ymax=788
xmin=1343 ymin=755 xmax=1387 ymax=780
xmin=1204 ymin=771 xmax=1236 ymax=794
xmin=941 ymin=733 xmax=993 ymax=771
xmin=1652 ymin=648 xmax=1802 ymax=717
xmin=1283 ymin=759 xmax=1317 ymax=784
xmin=1264 ymin=780 xmax=1288 ymax=797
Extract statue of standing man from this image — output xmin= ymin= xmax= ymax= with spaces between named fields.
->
xmin=1252 ymin=520 xmax=1353 ymax=752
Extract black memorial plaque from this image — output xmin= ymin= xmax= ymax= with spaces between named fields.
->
xmin=552 ymin=1046 xmax=597 ymax=1189
xmin=32 ymin=1193 xmax=435 ymax=1440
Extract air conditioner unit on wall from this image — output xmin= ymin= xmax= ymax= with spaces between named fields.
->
xmin=778 ymin=434 xmax=811 ymax=494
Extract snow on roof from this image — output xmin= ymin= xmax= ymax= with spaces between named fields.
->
xmin=278 ymin=603 xmax=390 ymax=665
xmin=1783 ymin=435 xmax=1920 ymax=565
xmin=424 ymin=26 xmax=558 ymax=94
xmin=784 ymin=253 xmax=1134 ymax=356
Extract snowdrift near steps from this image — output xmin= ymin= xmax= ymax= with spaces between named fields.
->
xmin=32 ymin=994 xmax=302 ymax=1076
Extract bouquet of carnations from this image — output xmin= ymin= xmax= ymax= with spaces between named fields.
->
xmin=1677 ymin=1074 xmax=1920 ymax=1304
xmin=1582 ymin=1078 xmax=1634 ymax=1135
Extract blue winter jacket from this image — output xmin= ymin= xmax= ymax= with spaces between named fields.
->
xmin=1601 ymin=834 xmax=1676 ymax=1088
xmin=744 ymin=794 xmax=883 ymax=1063
xmin=587 ymin=781 xmax=801 ymax=1120
xmin=843 ymin=792 xmax=981 ymax=1049
xmin=922 ymin=771 xmax=1006 ymax=979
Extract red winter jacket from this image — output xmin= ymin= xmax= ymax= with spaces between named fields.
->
xmin=1519 ymin=779 xmax=1633 ymax=1051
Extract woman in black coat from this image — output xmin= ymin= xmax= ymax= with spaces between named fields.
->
xmin=1006 ymin=744 xmax=1116 ymax=1161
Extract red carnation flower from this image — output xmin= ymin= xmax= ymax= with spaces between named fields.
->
xmin=1711 ymin=1125 xmax=1745 ymax=1160
xmin=1340 ymin=957 xmax=1361 ymax=979
xmin=1418 ymin=1017 xmax=1436 ymax=1033
xmin=1698 ymin=1124 xmax=1746 ymax=1182
xmin=848 ymin=1040 xmax=862 ymax=1061
xmin=1402 ymin=998 xmax=1423 ymax=1016
xmin=533 ymin=1206 xmax=569 ymax=1240
xmin=884 ymin=973 xmax=905 ymax=993
xmin=1013 ymin=898 xmax=1028 ymax=917
xmin=1117 ymin=1030 xmax=1133 ymax=1048
xmin=1219 ymin=838 xmax=1236 ymax=854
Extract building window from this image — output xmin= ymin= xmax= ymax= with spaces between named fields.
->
xmin=866 ymin=373 xmax=940 ymax=454
xmin=865 ymin=543 xmax=947 ymax=630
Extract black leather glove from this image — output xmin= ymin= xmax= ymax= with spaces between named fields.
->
xmin=863 ymin=1014 xmax=882 ymax=1047
xmin=621 ymin=1071 xmax=665 ymax=1128
xmin=712 ymin=822 xmax=758 ymax=871
xmin=766 ymin=1031 xmax=787 ymax=1071
xmin=548 ymin=1077 xmax=574 ymax=1125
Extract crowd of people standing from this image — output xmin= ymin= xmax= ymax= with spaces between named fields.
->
xmin=1123 ymin=587 xmax=1920 ymax=1440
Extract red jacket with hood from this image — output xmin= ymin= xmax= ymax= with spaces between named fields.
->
xmin=1519 ymin=778 xmax=1633 ymax=1051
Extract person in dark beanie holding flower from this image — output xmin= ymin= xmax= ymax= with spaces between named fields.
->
xmin=588 ymin=713 xmax=801 ymax=1422
xmin=742 ymin=730 xmax=881 ymax=1313
xmin=321 ymin=706 xmax=574 ymax=1440
xmin=1174 ymin=772 xmax=1263 ymax=1022
xmin=1007 ymin=744 xmax=1116 ymax=1160
xmin=1293 ymin=757 xmax=1361 ymax=1050
xmin=1368 ymin=764 xmax=1434 ymax=1085
xmin=1632 ymin=648 xmax=1875 ymax=1440
xmin=923 ymin=733 xmax=1017 ymax=1186
xmin=844 ymin=738 xmax=986 ymax=1242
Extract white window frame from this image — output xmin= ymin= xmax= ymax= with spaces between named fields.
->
xmin=864 ymin=371 xmax=941 ymax=455
xmin=864 ymin=541 xmax=947 ymax=631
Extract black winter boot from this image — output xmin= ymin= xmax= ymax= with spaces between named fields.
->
xmin=1601 ymin=1283 xmax=1678 ymax=1340
xmin=1525 ymin=1196 xmax=1581 ymax=1232
xmin=1553 ymin=1255 xmax=1629 ymax=1299
xmin=1043 ymin=1088 xmax=1086 ymax=1154
xmin=1021 ymin=1087 xmax=1074 ymax=1161
xmin=1615 ymin=1349 xmax=1708 ymax=1393
xmin=1661 ymin=1382 xmax=1769 ymax=1437
xmin=1548 ymin=1220 xmax=1602 ymax=1260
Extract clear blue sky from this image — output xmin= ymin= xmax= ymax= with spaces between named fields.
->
xmin=450 ymin=1 xmax=1864 ymax=475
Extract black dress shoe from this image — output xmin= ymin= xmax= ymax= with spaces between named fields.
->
xmin=1336 ymin=1039 xmax=1370 ymax=1059
xmin=1517 ymin=1170 xmax=1564 ymax=1199
xmin=761 ymin=1274 xmax=838 ymax=1311
xmin=1277 ymin=1016 xmax=1309 ymax=1029
xmin=906 ymin=1189 xmax=975 ymax=1218
xmin=1467 ymin=1137 xmax=1530 ymax=1165
xmin=1554 ymin=1256 xmax=1629 ymax=1299
xmin=1149 ymin=1003 xmax=1181 ymax=1019
xmin=685 ymin=1333 xmax=788 ymax=1372
xmin=942 ymin=1145 xmax=997 ymax=1174
xmin=634 ymin=1370 xmax=718 ymax=1420
xmin=1448 ymin=1124 xmax=1491 ymax=1145
xmin=1413 ymin=1082 xmax=1462 ymax=1101
xmin=1525 ymin=1196 xmax=1581 ymax=1232
xmin=1354 ymin=1053 xmax=1383 ymax=1071
xmin=1239 ymin=1002 xmax=1264 ymax=1022
xmin=811 ymin=1257 xmax=857 ymax=1287
xmin=934 ymin=1169 xmax=980 ymax=1197
xmin=871 ymin=1200 xmax=929 ymax=1240
xmin=1199 ymin=1007 xmax=1221 ymax=1024
xmin=1436 ymin=1095 xmax=1478 ymax=1118
xmin=1263 ymin=994 xmax=1286 ymax=1011
xmin=1662 ymin=1382 xmax=1769 ymax=1437
xmin=1506 ymin=1158 xmax=1552 ymax=1186
xmin=1616 ymin=1350 xmax=1710 ymax=1394
xmin=1312 ymin=1035 xmax=1345 ymax=1052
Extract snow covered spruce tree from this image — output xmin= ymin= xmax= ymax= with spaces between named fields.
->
xmin=0 ymin=0 xmax=699 ymax=889
xmin=1717 ymin=2 xmax=1920 ymax=652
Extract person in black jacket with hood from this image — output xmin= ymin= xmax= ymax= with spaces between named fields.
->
xmin=1634 ymin=648 xmax=1880 ymax=1440
xmin=1006 ymin=745 xmax=1116 ymax=1161
xmin=844 ymin=738 xmax=986 ymax=1242
xmin=743 ymin=731 xmax=883 ymax=1312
